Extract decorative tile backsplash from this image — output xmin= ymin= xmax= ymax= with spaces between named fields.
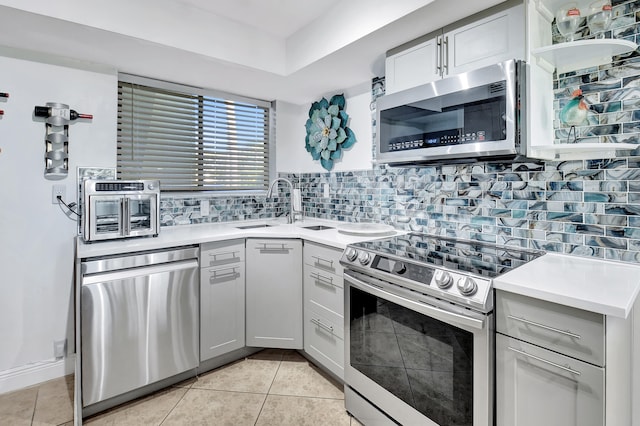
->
xmin=160 ymin=0 xmax=640 ymax=264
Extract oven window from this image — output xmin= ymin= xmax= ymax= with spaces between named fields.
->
xmin=128 ymin=199 xmax=152 ymax=232
xmin=349 ymin=286 xmax=474 ymax=426
xmin=94 ymin=199 xmax=121 ymax=234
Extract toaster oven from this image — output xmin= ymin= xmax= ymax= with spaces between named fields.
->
xmin=82 ymin=180 xmax=160 ymax=242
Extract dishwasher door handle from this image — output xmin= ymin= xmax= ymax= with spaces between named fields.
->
xmin=82 ymin=258 xmax=198 ymax=285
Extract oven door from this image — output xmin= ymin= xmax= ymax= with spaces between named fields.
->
xmin=344 ymin=270 xmax=493 ymax=426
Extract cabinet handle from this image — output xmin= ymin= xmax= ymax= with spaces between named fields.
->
xmin=311 ymin=318 xmax=334 ymax=333
xmin=209 ymin=267 xmax=240 ymax=283
xmin=436 ymin=37 xmax=442 ymax=76
xmin=443 ymin=36 xmax=449 ymax=75
xmin=208 ymin=250 xmax=239 ymax=258
xmin=507 ymin=315 xmax=581 ymax=340
xmin=256 ymin=243 xmax=291 ymax=253
xmin=312 ymin=255 xmax=334 ymax=270
xmin=507 ymin=346 xmax=581 ymax=376
xmin=310 ymin=272 xmax=336 ymax=287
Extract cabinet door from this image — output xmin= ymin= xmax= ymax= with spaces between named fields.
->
xmin=246 ymin=239 xmax=302 ymax=349
xmin=200 ymin=263 xmax=245 ymax=361
xmin=496 ymin=334 xmax=604 ymax=426
xmin=444 ymin=2 xmax=524 ymax=77
xmin=385 ymin=35 xmax=440 ymax=95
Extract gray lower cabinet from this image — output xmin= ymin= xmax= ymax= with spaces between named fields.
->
xmin=303 ymin=242 xmax=345 ymax=380
xmin=496 ymin=334 xmax=604 ymax=426
xmin=246 ymin=238 xmax=302 ymax=349
xmin=495 ymin=290 xmax=634 ymax=426
xmin=200 ymin=239 xmax=245 ymax=361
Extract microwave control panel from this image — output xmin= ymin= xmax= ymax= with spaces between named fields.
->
xmin=387 ymin=129 xmax=486 ymax=152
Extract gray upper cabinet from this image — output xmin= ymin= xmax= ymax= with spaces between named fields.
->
xmin=385 ymin=0 xmax=525 ymax=94
xmin=245 ymin=238 xmax=303 ymax=349
xmin=200 ymin=239 xmax=246 ymax=361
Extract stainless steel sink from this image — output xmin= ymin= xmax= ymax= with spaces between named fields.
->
xmin=235 ymin=224 xmax=275 ymax=229
xmin=302 ymin=225 xmax=334 ymax=231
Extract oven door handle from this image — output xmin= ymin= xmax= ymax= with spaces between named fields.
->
xmin=345 ymin=271 xmax=486 ymax=331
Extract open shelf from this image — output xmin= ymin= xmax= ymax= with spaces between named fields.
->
xmin=529 ymin=142 xmax=639 ymax=161
xmin=532 ymin=39 xmax=637 ymax=74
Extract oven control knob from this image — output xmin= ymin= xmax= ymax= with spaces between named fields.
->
xmin=345 ymin=247 xmax=358 ymax=262
xmin=358 ymin=252 xmax=371 ymax=265
xmin=457 ymin=276 xmax=478 ymax=296
xmin=434 ymin=270 xmax=453 ymax=289
xmin=393 ymin=261 xmax=407 ymax=274
xmin=147 ymin=182 xmax=156 ymax=190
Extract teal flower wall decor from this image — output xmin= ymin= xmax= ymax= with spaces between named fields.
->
xmin=305 ymin=94 xmax=356 ymax=171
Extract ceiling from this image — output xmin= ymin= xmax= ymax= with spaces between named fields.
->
xmin=177 ymin=0 xmax=343 ymax=38
xmin=0 ymin=0 xmax=505 ymax=104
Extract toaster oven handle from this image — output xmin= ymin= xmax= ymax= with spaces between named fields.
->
xmin=122 ymin=197 xmax=130 ymax=236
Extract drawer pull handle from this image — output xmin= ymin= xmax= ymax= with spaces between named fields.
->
xmin=312 ymin=255 xmax=334 ymax=270
xmin=209 ymin=250 xmax=239 ymax=258
xmin=508 ymin=346 xmax=581 ymax=376
xmin=507 ymin=315 xmax=581 ymax=340
xmin=311 ymin=318 xmax=334 ymax=333
xmin=209 ymin=267 xmax=240 ymax=283
xmin=311 ymin=272 xmax=335 ymax=287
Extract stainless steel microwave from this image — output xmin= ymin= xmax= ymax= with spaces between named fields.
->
xmin=82 ymin=179 xmax=160 ymax=242
xmin=376 ymin=59 xmax=526 ymax=165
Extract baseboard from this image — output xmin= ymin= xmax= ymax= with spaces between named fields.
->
xmin=0 ymin=355 xmax=75 ymax=394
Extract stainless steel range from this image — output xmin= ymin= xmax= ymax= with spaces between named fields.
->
xmin=340 ymin=232 xmax=543 ymax=426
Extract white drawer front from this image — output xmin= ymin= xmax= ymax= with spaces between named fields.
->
xmin=303 ymin=242 xmax=343 ymax=277
xmin=304 ymin=266 xmax=344 ymax=318
xmin=496 ymin=291 xmax=605 ymax=366
xmin=201 ymin=239 xmax=245 ymax=267
xmin=304 ymin=305 xmax=344 ymax=379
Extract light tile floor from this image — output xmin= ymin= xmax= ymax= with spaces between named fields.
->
xmin=0 ymin=349 xmax=363 ymax=426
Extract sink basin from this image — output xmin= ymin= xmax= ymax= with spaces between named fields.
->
xmin=235 ymin=224 xmax=275 ymax=229
xmin=302 ymin=225 xmax=334 ymax=231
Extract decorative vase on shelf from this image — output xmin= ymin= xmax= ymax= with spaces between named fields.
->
xmin=555 ymin=2 xmax=582 ymax=42
xmin=587 ymin=0 xmax=612 ymax=39
xmin=560 ymin=89 xmax=589 ymax=143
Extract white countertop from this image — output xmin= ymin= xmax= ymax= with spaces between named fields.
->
xmin=76 ymin=218 xmax=398 ymax=258
xmin=494 ymin=252 xmax=640 ymax=318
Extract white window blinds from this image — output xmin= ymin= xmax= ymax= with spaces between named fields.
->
xmin=117 ymin=76 xmax=272 ymax=192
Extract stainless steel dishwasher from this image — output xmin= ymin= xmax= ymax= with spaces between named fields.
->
xmin=80 ymin=246 xmax=199 ymax=408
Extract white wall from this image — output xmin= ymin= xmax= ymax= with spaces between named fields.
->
xmin=276 ymin=83 xmax=373 ymax=173
xmin=0 ymin=52 xmax=117 ymax=392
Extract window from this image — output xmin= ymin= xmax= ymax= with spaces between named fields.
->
xmin=117 ymin=75 xmax=273 ymax=192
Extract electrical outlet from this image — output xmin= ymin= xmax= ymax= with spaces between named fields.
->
xmin=323 ymin=183 xmax=330 ymax=198
xmin=200 ymin=200 xmax=210 ymax=216
xmin=52 ymin=184 xmax=65 ymax=204
xmin=53 ymin=339 xmax=66 ymax=359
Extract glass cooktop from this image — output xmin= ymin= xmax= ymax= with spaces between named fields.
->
xmin=349 ymin=232 xmax=544 ymax=279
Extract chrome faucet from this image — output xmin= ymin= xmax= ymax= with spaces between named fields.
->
xmin=266 ymin=178 xmax=302 ymax=224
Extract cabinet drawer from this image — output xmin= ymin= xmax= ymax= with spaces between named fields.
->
xmin=201 ymin=239 xmax=244 ymax=268
xmin=304 ymin=305 xmax=345 ymax=379
xmin=496 ymin=334 xmax=604 ymax=426
xmin=304 ymin=266 xmax=344 ymax=318
xmin=303 ymin=242 xmax=343 ymax=277
xmin=496 ymin=291 xmax=605 ymax=366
